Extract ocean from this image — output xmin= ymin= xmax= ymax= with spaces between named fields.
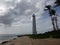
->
xmin=0 ymin=34 xmax=17 ymax=43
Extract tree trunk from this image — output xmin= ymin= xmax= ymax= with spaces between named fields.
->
xmin=51 ymin=16 xmax=56 ymax=30
xmin=49 ymin=9 xmax=56 ymax=31
xmin=55 ymin=17 xmax=59 ymax=30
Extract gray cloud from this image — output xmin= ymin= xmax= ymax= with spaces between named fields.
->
xmin=0 ymin=0 xmax=57 ymax=34
xmin=0 ymin=0 xmax=44 ymax=25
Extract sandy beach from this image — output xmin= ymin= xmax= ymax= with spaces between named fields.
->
xmin=0 ymin=36 xmax=60 ymax=45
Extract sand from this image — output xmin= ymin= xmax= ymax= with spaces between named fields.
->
xmin=0 ymin=36 xmax=60 ymax=45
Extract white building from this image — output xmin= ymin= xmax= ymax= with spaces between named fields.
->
xmin=32 ymin=14 xmax=37 ymax=34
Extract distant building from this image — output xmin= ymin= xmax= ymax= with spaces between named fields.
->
xmin=32 ymin=14 xmax=37 ymax=34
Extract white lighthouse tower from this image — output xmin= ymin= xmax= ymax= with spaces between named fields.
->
xmin=32 ymin=14 xmax=37 ymax=34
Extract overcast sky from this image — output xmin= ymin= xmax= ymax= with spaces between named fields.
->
xmin=0 ymin=0 xmax=60 ymax=34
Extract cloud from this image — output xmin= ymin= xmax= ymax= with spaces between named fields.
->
xmin=0 ymin=0 xmax=59 ymax=34
xmin=0 ymin=0 xmax=46 ymax=25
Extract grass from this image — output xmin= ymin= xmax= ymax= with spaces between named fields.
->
xmin=26 ymin=30 xmax=60 ymax=39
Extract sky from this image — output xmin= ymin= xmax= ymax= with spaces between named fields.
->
xmin=0 ymin=0 xmax=60 ymax=34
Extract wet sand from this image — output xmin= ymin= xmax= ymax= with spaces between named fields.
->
xmin=0 ymin=36 xmax=60 ymax=45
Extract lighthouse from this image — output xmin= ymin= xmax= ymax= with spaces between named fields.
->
xmin=32 ymin=14 xmax=37 ymax=34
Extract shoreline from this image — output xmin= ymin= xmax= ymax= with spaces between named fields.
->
xmin=0 ymin=36 xmax=17 ymax=44
xmin=0 ymin=36 xmax=60 ymax=45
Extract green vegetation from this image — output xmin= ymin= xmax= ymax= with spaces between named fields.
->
xmin=27 ymin=30 xmax=60 ymax=39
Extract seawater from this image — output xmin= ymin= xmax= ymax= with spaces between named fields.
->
xmin=0 ymin=34 xmax=17 ymax=43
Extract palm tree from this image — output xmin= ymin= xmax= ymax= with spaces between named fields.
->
xmin=44 ymin=0 xmax=60 ymax=30
xmin=55 ymin=0 xmax=60 ymax=7
xmin=45 ymin=5 xmax=56 ymax=30
xmin=54 ymin=0 xmax=60 ymax=30
xmin=51 ymin=9 xmax=59 ymax=30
